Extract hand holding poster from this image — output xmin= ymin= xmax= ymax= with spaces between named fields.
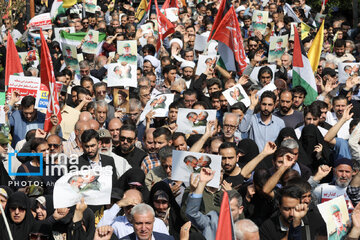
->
xmin=222 ymin=84 xmax=250 ymax=107
xmin=171 ymin=150 xmax=222 ymax=188
xmin=107 ymin=63 xmax=137 ymax=88
xmin=139 ymin=94 xmax=175 ymax=122
xmin=53 ymin=166 xmax=113 ymax=208
xmin=252 ymin=10 xmax=269 ymax=35
xmin=176 ymin=108 xmax=216 ymax=134
xmin=317 ymin=196 xmax=350 ymax=240
xmin=195 ymin=55 xmax=218 ymax=76
xmin=83 ymin=30 xmax=99 ymax=54
xmin=8 ymin=75 xmax=41 ymax=104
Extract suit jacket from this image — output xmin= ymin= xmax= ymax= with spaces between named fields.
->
xmin=119 ymin=232 xmax=174 ymax=240
xmin=69 ymin=153 xmax=118 ymax=186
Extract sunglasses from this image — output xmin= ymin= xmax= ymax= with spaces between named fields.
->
xmin=48 ymin=144 xmax=61 ymax=148
xmin=10 ymin=206 xmax=25 ymax=211
xmin=29 ymin=233 xmax=49 ymax=240
xmin=120 ymin=136 xmax=135 ymax=143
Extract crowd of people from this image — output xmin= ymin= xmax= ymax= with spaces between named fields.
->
xmin=1 ymin=0 xmax=360 ymax=239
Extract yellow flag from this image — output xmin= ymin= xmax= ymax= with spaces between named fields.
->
xmin=135 ymin=0 xmax=148 ymax=21
xmin=301 ymin=22 xmax=311 ymax=40
xmin=307 ymin=21 xmax=325 ymax=73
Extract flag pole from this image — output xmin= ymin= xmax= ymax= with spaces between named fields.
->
xmin=0 ymin=203 xmax=14 ymax=240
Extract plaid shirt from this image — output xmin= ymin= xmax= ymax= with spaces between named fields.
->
xmin=141 ymin=153 xmax=160 ymax=174
xmin=347 ymin=186 xmax=360 ymax=206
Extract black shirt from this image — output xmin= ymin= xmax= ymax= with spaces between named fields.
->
xmin=113 ymin=146 xmax=147 ymax=168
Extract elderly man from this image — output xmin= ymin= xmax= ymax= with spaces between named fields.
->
xmin=94 ymin=100 xmax=109 ymax=128
xmin=223 ymin=113 xmax=242 ymax=143
xmin=97 ymin=189 xmax=169 ymax=239
xmin=235 ymin=219 xmax=259 ymax=240
xmin=108 ymin=118 xmax=123 ymax=148
xmin=98 ymin=129 xmax=131 ymax=179
xmin=63 ymin=121 xmax=90 ymax=157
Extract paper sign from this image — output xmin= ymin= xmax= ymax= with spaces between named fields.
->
xmin=194 ymin=34 xmax=207 ymax=52
xmin=317 ymin=196 xmax=350 ymax=240
xmin=140 ymin=23 xmax=154 ymax=38
xmin=83 ymin=30 xmax=99 ymax=54
xmin=195 ymin=55 xmax=218 ymax=76
xmin=107 ymin=63 xmax=137 ymax=88
xmin=35 ymin=82 xmax=63 ymax=109
xmin=29 ymin=13 xmax=52 ymax=30
xmin=53 ymin=166 xmax=113 ymax=208
xmin=252 ymin=10 xmax=269 ymax=35
xmin=338 ymin=62 xmax=360 ymax=83
xmin=176 ymin=108 xmax=217 ymax=134
xmin=268 ymin=35 xmax=288 ymax=63
xmin=85 ymin=0 xmax=97 ymax=13
xmin=62 ymin=42 xmax=80 ymax=71
xmin=222 ymin=84 xmax=250 ymax=107
xmin=113 ymin=88 xmax=129 ymax=113
xmin=139 ymin=94 xmax=175 ymax=122
xmin=8 ymin=76 xmax=41 ymax=103
xmin=172 ymin=150 xmax=222 ymax=188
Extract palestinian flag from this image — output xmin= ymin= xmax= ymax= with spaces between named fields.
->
xmin=59 ymin=31 xmax=106 ymax=55
xmin=212 ymin=6 xmax=247 ymax=75
xmin=208 ymin=0 xmax=231 ymax=41
xmin=292 ymin=26 xmax=318 ymax=105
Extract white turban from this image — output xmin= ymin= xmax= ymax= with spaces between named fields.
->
xmin=180 ymin=60 xmax=196 ymax=69
xmin=143 ymin=55 xmax=160 ymax=68
xmin=169 ymin=38 xmax=183 ymax=49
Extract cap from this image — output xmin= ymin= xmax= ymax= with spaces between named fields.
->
xmin=0 ymin=132 xmax=9 ymax=145
xmin=334 ymin=158 xmax=353 ymax=169
xmin=322 ymin=68 xmax=337 ymax=78
xmin=331 ymin=204 xmax=340 ymax=214
xmin=124 ymin=43 xmax=131 ymax=48
xmin=98 ymin=129 xmax=112 ymax=139
xmin=0 ymin=188 xmax=8 ymax=199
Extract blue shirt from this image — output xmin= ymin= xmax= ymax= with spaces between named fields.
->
xmin=240 ymin=109 xmax=285 ymax=151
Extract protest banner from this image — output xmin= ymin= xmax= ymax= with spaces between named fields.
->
xmin=176 ymin=108 xmax=216 ymax=134
xmin=8 ymin=76 xmax=41 ymax=103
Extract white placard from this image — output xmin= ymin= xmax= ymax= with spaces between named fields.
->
xmin=139 ymin=94 xmax=175 ymax=122
xmin=176 ymin=108 xmax=217 ymax=134
xmin=222 ymin=84 xmax=250 ymax=107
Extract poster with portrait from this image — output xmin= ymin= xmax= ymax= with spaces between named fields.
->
xmin=338 ymin=62 xmax=360 ymax=83
xmin=164 ymin=8 xmax=179 ymax=22
xmin=268 ymin=35 xmax=288 ymax=63
xmin=176 ymin=108 xmax=216 ymax=134
xmin=140 ymin=23 xmax=154 ymax=38
xmin=222 ymin=84 xmax=250 ymax=107
xmin=61 ymin=42 xmax=80 ymax=71
xmin=249 ymin=64 xmax=276 ymax=84
xmin=317 ymin=196 xmax=350 ymax=240
xmin=18 ymin=52 xmax=28 ymax=65
xmin=195 ymin=55 xmax=218 ymax=76
xmin=113 ymin=88 xmax=129 ymax=113
xmin=252 ymin=10 xmax=269 ymax=35
xmin=82 ymin=30 xmax=99 ymax=54
xmin=172 ymin=150 xmax=222 ymax=188
xmin=139 ymin=94 xmax=175 ymax=122
xmin=54 ymin=27 xmax=75 ymax=43
xmin=117 ymin=40 xmax=137 ymax=65
xmin=53 ymin=166 xmax=113 ymax=208
xmin=107 ymin=63 xmax=137 ymax=88
xmin=85 ymin=0 xmax=97 ymax=13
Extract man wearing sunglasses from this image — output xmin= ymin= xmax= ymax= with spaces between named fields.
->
xmin=113 ymin=124 xmax=149 ymax=168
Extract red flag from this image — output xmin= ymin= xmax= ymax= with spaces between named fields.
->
xmin=155 ymin=0 xmax=175 ymax=51
xmin=208 ymin=0 xmax=231 ymax=41
xmin=5 ymin=31 xmax=23 ymax=87
xmin=215 ymin=191 xmax=235 ymax=240
xmin=212 ymin=6 xmax=247 ymax=75
xmin=40 ymin=29 xmax=62 ymax=132
xmin=322 ymin=0 xmax=328 ymax=7
xmin=162 ymin=0 xmax=179 ymax=9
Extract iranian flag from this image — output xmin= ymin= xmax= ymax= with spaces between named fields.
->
xmin=59 ymin=31 xmax=107 ymax=55
xmin=292 ymin=27 xmax=318 ymax=105
xmin=211 ymin=6 xmax=247 ymax=75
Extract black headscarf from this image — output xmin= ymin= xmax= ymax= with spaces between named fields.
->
xmin=0 ymin=161 xmax=12 ymax=187
xmin=299 ymin=125 xmax=332 ymax=171
xmin=237 ymin=139 xmax=259 ymax=168
xmin=116 ymin=168 xmax=150 ymax=202
xmin=148 ymin=181 xmax=185 ymax=238
xmin=0 ymin=192 xmax=37 ymax=240
xmin=275 ymin=127 xmax=312 ymax=167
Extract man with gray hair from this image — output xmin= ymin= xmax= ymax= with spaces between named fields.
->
xmin=222 ymin=112 xmax=242 ymax=143
xmin=120 ymin=203 xmax=174 ymax=240
xmin=235 ymin=219 xmax=259 ymax=240
xmin=95 ymin=100 xmax=109 ymax=128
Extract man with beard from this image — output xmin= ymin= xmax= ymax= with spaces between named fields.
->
xmin=220 ymin=142 xmax=245 ymax=188
xmin=222 ymin=113 xmax=241 ymax=143
xmin=313 ymin=158 xmax=355 ymax=210
xmin=326 ymin=95 xmax=352 ymax=140
xmin=260 ymin=185 xmax=309 ymax=239
xmin=179 ymin=61 xmax=195 ymax=89
xmin=274 ymin=90 xmax=303 ymax=129
xmin=73 ymin=129 xmax=117 ymax=185
xmin=240 ymin=91 xmax=285 ymax=151
xmin=98 ymin=129 xmax=131 ymax=179
xmin=113 ymin=124 xmax=149 ymax=168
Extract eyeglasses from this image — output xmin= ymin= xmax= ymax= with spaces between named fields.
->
xmin=223 ymin=124 xmax=237 ymax=130
xmin=162 ymin=164 xmax=172 ymax=170
xmin=48 ymin=144 xmax=61 ymax=148
xmin=120 ymin=136 xmax=135 ymax=143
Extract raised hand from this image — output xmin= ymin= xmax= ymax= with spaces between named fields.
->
xmin=342 ymin=104 xmax=354 ymax=121
xmin=117 ymin=193 xmax=141 ymax=208
xmin=189 ymin=173 xmax=200 ymax=193
xmin=283 ymin=152 xmax=295 ymax=169
xmin=249 ymin=92 xmax=259 ymax=110
xmin=180 ymin=221 xmax=192 ymax=240
xmin=313 ymin=165 xmax=332 ymax=181
xmin=262 ymin=141 xmax=277 ymax=156
xmin=293 ymin=203 xmax=308 ymax=220
xmin=199 ymin=167 xmax=215 ymax=183
xmin=94 ymin=226 xmax=114 ymax=240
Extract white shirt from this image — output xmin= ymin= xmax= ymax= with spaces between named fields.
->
xmin=97 ymin=204 xmax=169 ymax=239
xmin=326 ymin=112 xmax=351 ymax=140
